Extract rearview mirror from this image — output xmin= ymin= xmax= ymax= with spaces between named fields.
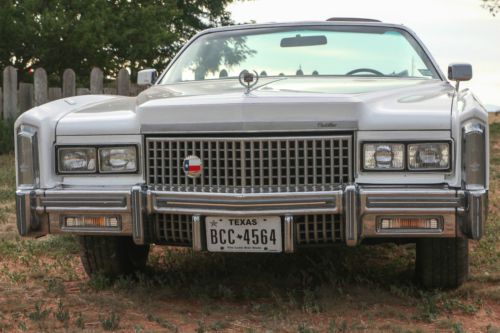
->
xmin=448 ymin=63 xmax=472 ymax=82
xmin=280 ymin=35 xmax=327 ymax=47
xmin=137 ymin=69 xmax=158 ymax=86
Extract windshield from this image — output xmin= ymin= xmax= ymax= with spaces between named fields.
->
xmin=160 ymin=25 xmax=440 ymax=84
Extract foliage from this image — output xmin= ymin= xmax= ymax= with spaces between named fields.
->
xmin=0 ymin=118 xmax=14 ymax=154
xmin=482 ymin=0 xmax=500 ymax=16
xmin=0 ymin=0 xmax=239 ymax=83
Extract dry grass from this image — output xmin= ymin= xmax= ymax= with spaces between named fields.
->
xmin=0 ymin=121 xmax=499 ymax=332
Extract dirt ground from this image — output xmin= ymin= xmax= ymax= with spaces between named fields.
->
xmin=0 ymin=118 xmax=499 ymax=333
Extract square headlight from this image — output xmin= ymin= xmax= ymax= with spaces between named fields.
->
xmin=58 ymin=147 xmax=97 ymax=173
xmin=98 ymin=146 xmax=137 ymax=173
xmin=363 ymin=143 xmax=405 ymax=170
xmin=408 ymin=142 xmax=450 ymax=170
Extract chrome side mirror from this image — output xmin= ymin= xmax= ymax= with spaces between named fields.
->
xmin=448 ymin=63 xmax=472 ymax=90
xmin=137 ymin=69 xmax=158 ymax=86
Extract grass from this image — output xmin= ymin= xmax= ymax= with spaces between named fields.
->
xmin=0 ymin=120 xmax=498 ymax=331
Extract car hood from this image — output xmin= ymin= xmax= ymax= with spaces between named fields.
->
xmin=56 ymin=77 xmax=454 ymax=135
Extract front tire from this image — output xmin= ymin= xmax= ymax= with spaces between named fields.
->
xmin=78 ymin=236 xmax=150 ymax=278
xmin=415 ymin=237 xmax=469 ymax=289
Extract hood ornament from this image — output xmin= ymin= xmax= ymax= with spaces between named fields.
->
xmin=239 ymin=70 xmax=259 ymax=94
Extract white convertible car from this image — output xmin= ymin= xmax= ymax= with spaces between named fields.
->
xmin=15 ymin=19 xmax=488 ymax=289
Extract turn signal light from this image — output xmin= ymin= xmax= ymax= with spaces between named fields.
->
xmin=377 ymin=217 xmax=442 ymax=231
xmin=64 ymin=216 xmax=120 ymax=228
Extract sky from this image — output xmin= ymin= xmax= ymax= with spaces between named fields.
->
xmin=227 ymin=0 xmax=500 ymax=109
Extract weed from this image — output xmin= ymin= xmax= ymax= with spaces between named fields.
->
xmin=146 ymin=313 xmax=178 ymax=332
xmin=54 ymin=300 xmax=70 ymax=327
xmin=27 ymin=302 xmax=51 ymax=322
xmin=75 ymin=312 xmax=85 ymax=329
xmin=100 ymin=312 xmax=120 ymax=331
xmin=209 ymin=320 xmax=230 ymax=331
xmin=328 ymin=319 xmax=348 ymax=333
xmin=298 ymin=322 xmax=319 ymax=333
xmin=88 ymin=273 xmax=112 ymax=291
xmin=196 ymin=320 xmax=207 ymax=333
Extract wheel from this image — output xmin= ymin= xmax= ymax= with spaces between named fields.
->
xmin=78 ymin=236 xmax=150 ymax=278
xmin=416 ymin=237 xmax=469 ymax=289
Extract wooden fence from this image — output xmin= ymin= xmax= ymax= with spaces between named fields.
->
xmin=0 ymin=66 xmax=146 ymax=120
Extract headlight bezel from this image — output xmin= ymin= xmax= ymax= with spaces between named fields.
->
xmin=56 ymin=145 xmax=139 ymax=175
xmin=361 ymin=140 xmax=453 ymax=172
xmin=16 ymin=124 xmax=40 ymax=188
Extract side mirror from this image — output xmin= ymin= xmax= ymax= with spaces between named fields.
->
xmin=448 ymin=63 xmax=472 ymax=82
xmin=137 ymin=69 xmax=158 ymax=86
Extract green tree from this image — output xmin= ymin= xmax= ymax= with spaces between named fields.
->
xmin=0 ymin=0 xmax=239 ymax=82
xmin=482 ymin=0 xmax=500 ymax=16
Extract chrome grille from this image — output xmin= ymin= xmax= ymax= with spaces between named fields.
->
xmin=154 ymin=214 xmax=192 ymax=245
xmin=146 ymin=135 xmax=352 ymax=192
xmin=295 ymin=215 xmax=343 ymax=244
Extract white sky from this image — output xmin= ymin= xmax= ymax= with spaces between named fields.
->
xmin=228 ymin=0 xmax=500 ymax=107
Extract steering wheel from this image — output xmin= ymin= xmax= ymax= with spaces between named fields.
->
xmin=346 ymin=68 xmax=384 ymax=76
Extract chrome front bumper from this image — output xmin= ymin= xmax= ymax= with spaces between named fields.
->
xmin=16 ymin=185 xmax=488 ymax=249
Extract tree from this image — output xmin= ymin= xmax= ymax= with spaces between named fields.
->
xmin=0 ymin=0 xmax=238 ymax=83
xmin=482 ymin=0 xmax=500 ymax=16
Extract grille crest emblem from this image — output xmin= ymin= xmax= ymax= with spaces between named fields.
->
xmin=183 ymin=155 xmax=203 ymax=178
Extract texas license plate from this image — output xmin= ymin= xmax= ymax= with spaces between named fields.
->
xmin=205 ymin=216 xmax=282 ymax=253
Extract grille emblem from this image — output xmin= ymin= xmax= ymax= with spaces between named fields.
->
xmin=183 ymin=155 xmax=203 ymax=178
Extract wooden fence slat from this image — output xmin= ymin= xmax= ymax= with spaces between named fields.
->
xmin=77 ymin=88 xmax=90 ymax=95
xmin=117 ymin=68 xmax=130 ymax=96
xmin=0 ymin=89 xmax=3 ymax=119
xmin=48 ymin=87 xmax=62 ymax=101
xmin=62 ymin=68 xmax=76 ymax=97
xmin=90 ymin=67 xmax=103 ymax=94
xmin=19 ymin=83 xmax=34 ymax=113
xmin=103 ymin=87 xmax=117 ymax=95
xmin=3 ymin=66 xmax=17 ymax=119
xmin=34 ymin=68 xmax=48 ymax=106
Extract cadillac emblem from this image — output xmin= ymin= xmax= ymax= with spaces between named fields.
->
xmin=183 ymin=155 xmax=203 ymax=178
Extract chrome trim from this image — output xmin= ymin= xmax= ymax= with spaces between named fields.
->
xmin=16 ymin=190 xmax=33 ymax=236
xmin=149 ymin=190 xmax=341 ymax=216
xmin=131 ymin=186 xmax=145 ymax=244
xmin=465 ymin=189 xmax=488 ymax=240
xmin=16 ymin=185 xmax=487 ymax=244
xmin=146 ymin=135 xmax=352 ymax=193
xmin=284 ymin=215 xmax=294 ymax=253
xmin=192 ymin=215 xmax=203 ymax=251
xmin=344 ymin=184 xmax=359 ymax=246
xmin=39 ymin=190 xmax=131 ymax=213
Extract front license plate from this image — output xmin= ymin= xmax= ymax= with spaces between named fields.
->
xmin=205 ymin=216 xmax=282 ymax=253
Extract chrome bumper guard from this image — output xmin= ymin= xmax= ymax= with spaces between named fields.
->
xmin=16 ymin=185 xmax=488 ymax=248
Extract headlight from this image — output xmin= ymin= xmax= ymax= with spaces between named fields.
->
xmin=408 ymin=143 xmax=450 ymax=170
xmin=363 ymin=143 xmax=404 ymax=170
xmin=58 ymin=147 xmax=96 ymax=173
xmin=16 ymin=125 xmax=39 ymax=187
xmin=99 ymin=146 xmax=137 ymax=173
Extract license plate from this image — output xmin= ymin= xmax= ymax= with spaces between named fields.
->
xmin=205 ymin=216 xmax=282 ymax=253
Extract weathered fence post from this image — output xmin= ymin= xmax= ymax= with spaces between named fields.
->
xmin=117 ymin=68 xmax=130 ymax=96
xmin=90 ymin=67 xmax=103 ymax=94
xmin=48 ymin=87 xmax=62 ymax=101
xmin=19 ymin=83 xmax=34 ymax=113
xmin=34 ymin=68 xmax=48 ymax=106
xmin=0 ymin=89 xmax=3 ymax=119
xmin=62 ymin=68 xmax=76 ymax=97
xmin=3 ymin=66 xmax=17 ymax=119
xmin=76 ymin=88 xmax=90 ymax=95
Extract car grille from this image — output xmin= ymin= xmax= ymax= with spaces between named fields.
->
xmin=154 ymin=214 xmax=193 ymax=246
xmin=295 ymin=215 xmax=343 ymax=244
xmin=152 ymin=214 xmax=342 ymax=246
xmin=146 ymin=135 xmax=352 ymax=193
